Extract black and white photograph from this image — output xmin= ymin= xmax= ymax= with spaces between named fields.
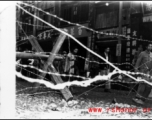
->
xmin=0 ymin=1 xmax=152 ymax=119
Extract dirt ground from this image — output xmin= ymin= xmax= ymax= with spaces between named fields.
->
xmin=16 ymin=78 xmax=152 ymax=119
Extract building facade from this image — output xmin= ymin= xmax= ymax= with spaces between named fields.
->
xmin=17 ymin=1 xmax=152 ymax=71
xmin=90 ymin=1 xmax=152 ymax=71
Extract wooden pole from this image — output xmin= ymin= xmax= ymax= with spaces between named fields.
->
xmin=0 ymin=1 xmax=16 ymax=118
xmin=117 ymin=1 xmax=123 ymax=64
xmin=16 ymin=52 xmax=63 ymax=60
xmin=33 ymin=2 xmax=37 ymax=36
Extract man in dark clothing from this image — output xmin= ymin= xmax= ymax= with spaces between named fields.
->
xmin=89 ymin=56 xmax=100 ymax=78
xmin=100 ymin=47 xmax=112 ymax=92
xmin=59 ymin=51 xmax=67 ymax=74
xmin=132 ymin=45 xmax=143 ymax=66
xmin=132 ymin=43 xmax=152 ymax=105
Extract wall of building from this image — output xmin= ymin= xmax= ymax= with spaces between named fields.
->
xmin=91 ymin=1 xmax=145 ymax=70
xmin=60 ymin=1 xmax=89 ymax=27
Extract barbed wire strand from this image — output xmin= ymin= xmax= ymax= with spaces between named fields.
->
xmin=20 ymin=2 xmax=152 ymax=43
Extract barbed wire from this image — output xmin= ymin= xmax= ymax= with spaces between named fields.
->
xmin=17 ymin=62 xmax=152 ymax=89
xmin=17 ymin=63 xmax=88 ymax=80
xmin=19 ymin=2 xmax=152 ymax=43
xmin=17 ymin=50 xmax=134 ymax=67
xmin=16 ymin=82 xmax=152 ymax=101
xmin=16 ymin=61 xmax=152 ymax=101
xmin=16 ymin=86 xmax=56 ymax=94
xmin=17 ymin=21 xmax=29 ymax=40
xmin=16 ymin=4 xmax=152 ymax=91
xmin=17 ymin=20 xmax=51 ymax=28
xmin=17 ymin=41 xmax=28 ymax=47
xmin=16 ymin=90 xmax=61 ymax=97
xmin=15 ymin=5 xmax=152 ymax=107
xmin=17 ymin=63 xmax=152 ymax=80
xmin=16 ymin=21 xmax=29 ymax=47
xmin=75 ymin=82 xmax=152 ymax=101
xmin=17 ymin=65 xmax=53 ymax=83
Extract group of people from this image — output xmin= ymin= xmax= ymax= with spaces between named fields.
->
xmin=89 ymin=44 xmax=152 ymax=105
xmin=59 ymin=48 xmax=79 ymax=77
xmin=16 ymin=44 xmax=152 ymax=104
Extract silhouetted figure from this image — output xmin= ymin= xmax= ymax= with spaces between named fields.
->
xmin=100 ymin=47 xmax=112 ymax=93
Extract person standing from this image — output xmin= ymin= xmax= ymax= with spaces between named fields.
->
xmin=89 ymin=56 xmax=100 ymax=78
xmin=59 ymin=51 xmax=67 ymax=74
xmin=64 ymin=48 xmax=79 ymax=77
xmin=132 ymin=45 xmax=143 ymax=66
xmin=58 ymin=51 xmax=68 ymax=82
xmin=100 ymin=47 xmax=112 ymax=92
xmin=64 ymin=48 xmax=79 ymax=93
xmin=132 ymin=43 xmax=152 ymax=105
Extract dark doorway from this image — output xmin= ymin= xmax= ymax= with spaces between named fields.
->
xmin=96 ymin=39 xmax=127 ymax=70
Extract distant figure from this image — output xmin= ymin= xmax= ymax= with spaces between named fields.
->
xmin=64 ymin=48 xmax=79 ymax=93
xmin=59 ymin=51 xmax=67 ymax=74
xmin=132 ymin=45 xmax=143 ymax=66
xmin=64 ymin=48 xmax=79 ymax=76
xmin=89 ymin=56 xmax=100 ymax=78
xmin=100 ymin=47 xmax=112 ymax=93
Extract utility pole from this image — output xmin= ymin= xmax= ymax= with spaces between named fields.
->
xmin=33 ymin=2 xmax=37 ymax=36
xmin=117 ymin=1 xmax=123 ymax=64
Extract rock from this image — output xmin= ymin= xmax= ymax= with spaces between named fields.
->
xmin=109 ymin=104 xmax=115 ymax=108
xmin=51 ymin=107 xmax=59 ymax=111
xmin=111 ymin=98 xmax=117 ymax=104
xmin=50 ymin=103 xmax=57 ymax=109
xmin=73 ymin=100 xmax=78 ymax=105
xmin=81 ymin=110 xmax=89 ymax=115
xmin=59 ymin=99 xmax=67 ymax=107
xmin=123 ymin=104 xmax=130 ymax=108
xmin=119 ymin=103 xmax=124 ymax=107
xmin=68 ymin=100 xmax=78 ymax=106
xmin=115 ymin=103 xmax=119 ymax=107
xmin=67 ymin=101 xmax=73 ymax=106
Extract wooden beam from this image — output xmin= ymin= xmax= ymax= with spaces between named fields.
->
xmin=28 ymin=34 xmax=73 ymax=101
xmin=47 ymin=65 xmax=73 ymax=100
xmin=46 ymin=33 xmax=66 ymax=64
xmin=16 ymin=52 xmax=63 ymax=60
xmin=29 ymin=35 xmax=44 ymax=52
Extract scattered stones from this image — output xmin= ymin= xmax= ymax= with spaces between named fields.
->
xmin=81 ymin=110 xmax=89 ymax=115
xmin=16 ymin=90 xmax=152 ymax=119
xmin=49 ymin=103 xmax=57 ymax=109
